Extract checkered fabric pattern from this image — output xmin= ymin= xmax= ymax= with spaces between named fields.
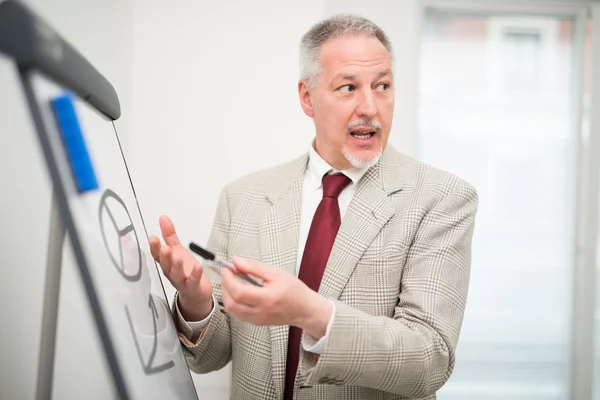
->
xmin=174 ymin=145 xmax=479 ymax=400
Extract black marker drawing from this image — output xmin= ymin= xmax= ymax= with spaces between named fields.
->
xmin=99 ymin=189 xmax=142 ymax=282
xmin=125 ymin=295 xmax=175 ymax=375
xmin=98 ymin=188 xmax=174 ymax=375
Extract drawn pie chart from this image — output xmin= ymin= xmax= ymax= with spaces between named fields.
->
xmin=98 ymin=189 xmax=142 ymax=282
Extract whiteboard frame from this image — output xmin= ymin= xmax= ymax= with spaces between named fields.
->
xmin=0 ymin=1 xmax=199 ymax=398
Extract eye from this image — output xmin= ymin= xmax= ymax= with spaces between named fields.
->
xmin=377 ymin=82 xmax=390 ymax=91
xmin=338 ymin=84 xmax=356 ymax=93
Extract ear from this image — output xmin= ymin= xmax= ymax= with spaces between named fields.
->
xmin=298 ymin=80 xmax=315 ymax=118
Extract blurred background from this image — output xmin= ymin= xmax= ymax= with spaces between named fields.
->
xmin=2 ymin=0 xmax=600 ymax=399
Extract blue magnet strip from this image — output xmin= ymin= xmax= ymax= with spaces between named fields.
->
xmin=50 ymin=93 xmax=99 ymax=193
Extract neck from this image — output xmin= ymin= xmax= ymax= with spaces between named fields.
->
xmin=312 ymin=140 xmax=351 ymax=170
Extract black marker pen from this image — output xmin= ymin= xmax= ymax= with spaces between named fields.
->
xmin=189 ymin=242 xmax=262 ymax=287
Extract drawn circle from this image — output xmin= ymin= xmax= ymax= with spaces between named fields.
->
xmin=98 ymin=189 xmax=142 ymax=281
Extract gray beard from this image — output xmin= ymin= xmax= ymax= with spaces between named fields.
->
xmin=342 ymin=134 xmax=383 ymax=169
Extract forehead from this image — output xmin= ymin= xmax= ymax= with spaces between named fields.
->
xmin=318 ymin=34 xmax=392 ymax=78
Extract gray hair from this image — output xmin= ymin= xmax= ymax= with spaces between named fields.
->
xmin=299 ymin=14 xmax=393 ymax=89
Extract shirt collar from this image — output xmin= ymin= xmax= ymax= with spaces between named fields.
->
xmin=306 ymin=141 xmax=369 ymax=191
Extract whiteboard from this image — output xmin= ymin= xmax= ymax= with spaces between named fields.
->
xmin=23 ymin=70 xmax=198 ymax=400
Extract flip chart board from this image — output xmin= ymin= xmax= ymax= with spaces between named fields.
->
xmin=0 ymin=1 xmax=198 ymax=398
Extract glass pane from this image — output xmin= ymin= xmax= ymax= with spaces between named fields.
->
xmin=418 ymin=11 xmax=578 ymax=400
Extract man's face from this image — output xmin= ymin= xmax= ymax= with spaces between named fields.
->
xmin=299 ymin=34 xmax=394 ymax=170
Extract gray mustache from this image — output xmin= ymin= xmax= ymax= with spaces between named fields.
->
xmin=346 ymin=119 xmax=382 ymax=134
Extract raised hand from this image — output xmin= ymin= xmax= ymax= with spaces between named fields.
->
xmin=149 ymin=215 xmax=213 ymax=321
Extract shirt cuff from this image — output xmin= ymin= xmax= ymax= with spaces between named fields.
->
xmin=301 ymin=299 xmax=335 ymax=355
xmin=175 ymin=293 xmax=216 ymax=342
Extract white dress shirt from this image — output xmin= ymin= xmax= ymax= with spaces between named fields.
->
xmin=176 ymin=142 xmax=369 ymax=354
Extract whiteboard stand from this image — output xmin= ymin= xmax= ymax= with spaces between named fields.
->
xmin=1 ymin=2 xmax=198 ymax=399
xmin=35 ymin=192 xmax=66 ymax=400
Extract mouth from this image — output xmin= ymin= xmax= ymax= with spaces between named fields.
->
xmin=349 ymin=127 xmax=378 ymax=140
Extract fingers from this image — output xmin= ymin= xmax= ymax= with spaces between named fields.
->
xmin=220 ymin=268 xmax=238 ymax=294
xmin=159 ymin=215 xmax=182 ymax=247
xmin=231 ymin=256 xmax=273 ymax=281
xmin=148 ymin=235 xmax=161 ymax=262
xmin=159 ymin=244 xmax=204 ymax=289
xmin=220 ymin=267 xmax=259 ymax=307
xmin=159 ymin=245 xmax=173 ymax=278
xmin=221 ymin=283 xmax=259 ymax=320
xmin=169 ymin=250 xmax=186 ymax=286
xmin=186 ymin=262 xmax=205 ymax=286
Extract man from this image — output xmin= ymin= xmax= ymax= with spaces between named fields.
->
xmin=149 ymin=14 xmax=478 ymax=400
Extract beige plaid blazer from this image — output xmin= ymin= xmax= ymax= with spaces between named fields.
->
xmin=175 ymin=145 xmax=478 ymax=400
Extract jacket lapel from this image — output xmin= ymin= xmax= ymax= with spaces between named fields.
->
xmin=319 ymin=147 xmax=404 ymax=300
xmin=258 ymin=147 xmax=405 ymax=397
xmin=258 ymin=154 xmax=307 ymax=399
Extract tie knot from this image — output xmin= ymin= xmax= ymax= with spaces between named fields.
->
xmin=322 ymin=173 xmax=351 ymax=198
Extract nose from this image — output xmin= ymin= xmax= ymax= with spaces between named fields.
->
xmin=356 ymin=88 xmax=377 ymax=119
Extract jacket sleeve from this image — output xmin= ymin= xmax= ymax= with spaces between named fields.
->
xmin=301 ymin=182 xmax=478 ymax=398
xmin=172 ymin=187 xmax=233 ymax=374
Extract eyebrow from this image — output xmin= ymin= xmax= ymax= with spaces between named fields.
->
xmin=334 ymin=69 xmax=392 ymax=82
xmin=375 ymin=69 xmax=392 ymax=80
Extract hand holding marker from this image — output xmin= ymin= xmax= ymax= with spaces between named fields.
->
xmin=189 ymin=242 xmax=262 ymax=287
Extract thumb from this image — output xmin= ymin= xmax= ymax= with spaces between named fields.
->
xmin=159 ymin=215 xmax=181 ymax=247
xmin=231 ymin=256 xmax=273 ymax=280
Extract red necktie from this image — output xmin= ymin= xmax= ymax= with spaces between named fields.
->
xmin=283 ymin=173 xmax=352 ymax=399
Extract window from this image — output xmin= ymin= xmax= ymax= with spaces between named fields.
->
xmin=418 ymin=11 xmax=578 ymax=399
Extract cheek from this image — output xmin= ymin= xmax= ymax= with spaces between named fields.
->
xmin=380 ymin=100 xmax=394 ymax=130
xmin=321 ymin=105 xmax=350 ymax=136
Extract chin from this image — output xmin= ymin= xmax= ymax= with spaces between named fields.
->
xmin=342 ymin=147 xmax=382 ymax=169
